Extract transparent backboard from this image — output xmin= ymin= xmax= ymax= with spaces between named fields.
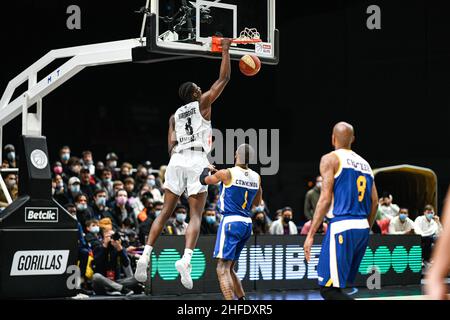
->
xmin=149 ymin=0 xmax=278 ymax=64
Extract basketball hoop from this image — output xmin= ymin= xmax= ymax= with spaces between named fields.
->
xmin=211 ymin=27 xmax=262 ymax=52
xmin=234 ymin=28 xmax=261 ymax=43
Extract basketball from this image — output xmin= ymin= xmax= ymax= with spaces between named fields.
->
xmin=239 ymin=54 xmax=261 ymax=76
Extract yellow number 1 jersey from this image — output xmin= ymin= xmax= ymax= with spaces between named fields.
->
xmin=331 ymin=149 xmax=374 ymax=218
xmin=217 ymin=166 xmax=260 ymax=218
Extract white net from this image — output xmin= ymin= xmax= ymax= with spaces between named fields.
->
xmin=237 ymin=27 xmax=261 ymax=41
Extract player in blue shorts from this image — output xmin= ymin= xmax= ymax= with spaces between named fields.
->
xmin=304 ymin=122 xmax=379 ymax=300
xmin=200 ymin=144 xmax=262 ymax=300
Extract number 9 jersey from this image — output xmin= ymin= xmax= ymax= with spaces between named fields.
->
xmin=330 ymin=149 xmax=374 ymax=218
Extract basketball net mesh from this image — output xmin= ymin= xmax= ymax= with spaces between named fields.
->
xmin=236 ymin=28 xmax=261 ymax=41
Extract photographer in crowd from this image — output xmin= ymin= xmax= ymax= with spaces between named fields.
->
xmin=91 ymin=229 xmax=138 ymax=296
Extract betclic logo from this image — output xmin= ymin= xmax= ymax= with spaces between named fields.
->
xmin=25 ymin=207 xmax=58 ymax=223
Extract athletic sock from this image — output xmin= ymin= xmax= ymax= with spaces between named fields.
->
xmin=182 ymin=248 xmax=194 ymax=264
xmin=143 ymin=245 xmax=153 ymax=259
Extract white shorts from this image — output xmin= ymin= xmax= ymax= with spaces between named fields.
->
xmin=163 ymin=150 xmax=210 ymax=197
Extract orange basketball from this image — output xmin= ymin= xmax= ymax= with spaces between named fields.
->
xmin=239 ymin=54 xmax=261 ymax=76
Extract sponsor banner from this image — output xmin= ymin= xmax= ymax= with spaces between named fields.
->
xmin=150 ymin=235 xmax=422 ymax=294
xmin=10 ymin=250 xmax=69 ymax=276
xmin=25 ymin=207 xmax=58 ymax=223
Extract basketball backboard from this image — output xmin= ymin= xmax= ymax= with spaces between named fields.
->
xmin=133 ymin=0 xmax=279 ymax=65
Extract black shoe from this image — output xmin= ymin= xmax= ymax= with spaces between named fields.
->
xmin=120 ymin=287 xmax=134 ymax=296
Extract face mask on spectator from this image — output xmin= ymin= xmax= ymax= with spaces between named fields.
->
xmin=256 ymin=216 xmax=265 ymax=224
xmin=77 ymin=203 xmax=87 ymax=211
xmin=176 ymin=213 xmax=186 ymax=223
xmin=206 ymin=216 xmax=216 ymax=225
xmin=399 ymin=213 xmax=407 ymax=222
xmin=316 ymin=182 xmax=322 ymax=189
xmin=90 ymin=226 xmax=100 ymax=234
xmin=147 ymin=179 xmax=156 ymax=187
xmin=155 ymin=210 xmax=162 ymax=218
xmin=53 ymin=166 xmax=63 ymax=175
xmin=427 ymin=213 xmax=434 ymax=221
xmin=61 ymin=153 xmax=70 ymax=161
xmin=7 ymin=152 xmax=15 ymax=161
xmin=6 ymin=179 xmax=16 ymax=188
xmin=70 ymin=184 xmax=80 ymax=193
xmin=116 ymin=196 xmax=127 ymax=206
xmin=57 ymin=181 xmax=64 ymax=189
xmin=109 ymin=161 xmax=117 ymax=168
xmin=283 ymin=216 xmax=291 ymax=224
xmin=95 ymin=197 xmax=106 ymax=207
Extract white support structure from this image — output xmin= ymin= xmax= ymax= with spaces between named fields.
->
xmin=0 ymin=174 xmax=13 ymax=205
xmin=0 ymin=37 xmax=147 ymax=205
xmin=0 ymin=37 xmax=143 ymax=160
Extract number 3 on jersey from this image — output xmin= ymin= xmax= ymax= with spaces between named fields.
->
xmin=357 ymin=176 xmax=367 ymax=202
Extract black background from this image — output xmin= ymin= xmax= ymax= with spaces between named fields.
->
xmin=1 ymin=1 xmax=449 ymax=221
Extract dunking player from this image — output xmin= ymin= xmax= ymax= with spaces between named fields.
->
xmin=134 ymin=38 xmax=232 ymax=289
xmin=199 ymin=144 xmax=262 ymax=300
xmin=304 ymin=122 xmax=379 ymax=300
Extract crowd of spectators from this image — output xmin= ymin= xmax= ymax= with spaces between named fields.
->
xmin=0 ymin=144 xmax=306 ymax=296
xmin=0 ymin=144 xmax=444 ymax=295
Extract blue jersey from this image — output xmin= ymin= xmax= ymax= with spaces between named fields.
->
xmin=217 ymin=166 xmax=260 ymax=218
xmin=330 ymin=149 xmax=374 ymax=218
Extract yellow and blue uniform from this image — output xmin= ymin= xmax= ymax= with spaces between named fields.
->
xmin=213 ymin=166 xmax=260 ymax=261
xmin=317 ymin=149 xmax=374 ymax=288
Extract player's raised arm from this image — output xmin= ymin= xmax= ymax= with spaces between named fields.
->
xmin=167 ymin=114 xmax=177 ymax=156
xmin=304 ymin=153 xmax=338 ymax=262
xmin=199 ymin=38 xmax=231 ymax=115
xmin=368 ymin=182 xmax=379 ymax=227
xmin=199 ymin=168 xmax=231 ymax=186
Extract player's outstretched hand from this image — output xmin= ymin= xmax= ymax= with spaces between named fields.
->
xmin=221 ymin=38 xmax=232 ymax=51
xmin=208 ymin=164 xmax=218 ymax=173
